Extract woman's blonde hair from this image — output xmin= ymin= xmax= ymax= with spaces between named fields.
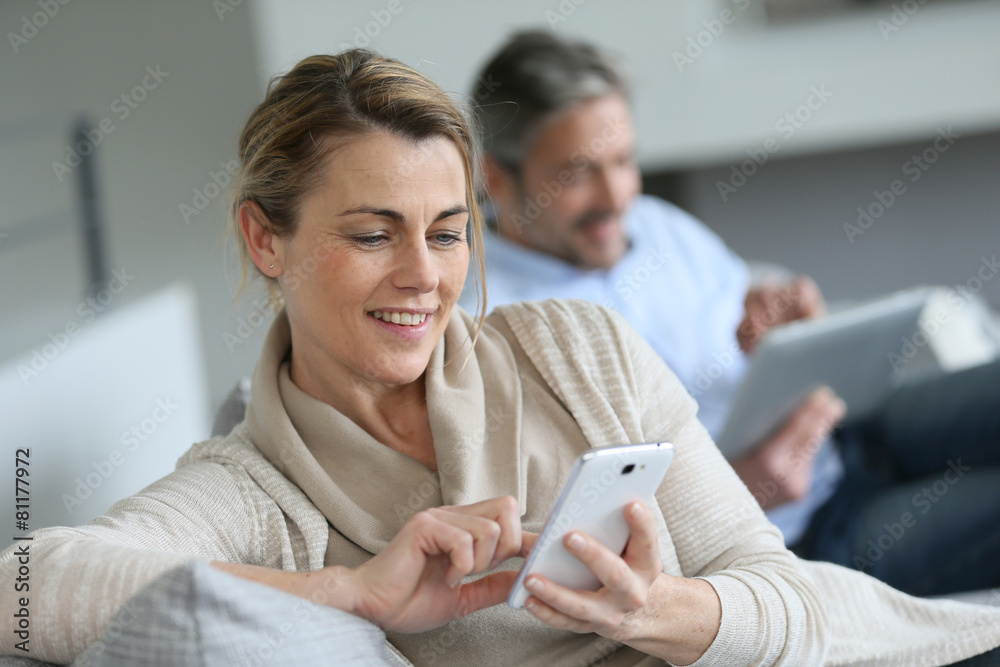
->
xmin=229 ymin=50 xmax=487 ymax=338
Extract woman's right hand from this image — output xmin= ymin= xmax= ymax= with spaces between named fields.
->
xmin=340 ymin=495 xmax=534 ymax=633
xmin=213 ymin=496 xmax=532 ymax=633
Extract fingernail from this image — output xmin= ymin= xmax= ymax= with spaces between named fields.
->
xmin=449 ymin=575 xmax=462 ymax=589
xmin=525 ymin=599 xmax=537 ymax=611
xmin=629 ymin=503 xmax=643 ymax=519
xmin=525 ymin=577 xmax=542 ymax=593
xmin=567 ymin=533 xmax=585 ymax=550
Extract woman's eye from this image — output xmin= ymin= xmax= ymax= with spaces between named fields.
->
xmin=433 ymin=233 xmax=463 ymax=246
xmin=355 ymin=234 xmax=387 ymax=247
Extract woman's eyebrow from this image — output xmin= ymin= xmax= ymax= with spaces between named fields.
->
xmin=338 ymin=205 xmax=469 ymax=222
xmin=435 ymin=205 xmax=469 ymax=221
xmin=338 ymin=206 xmax=404 ymax=222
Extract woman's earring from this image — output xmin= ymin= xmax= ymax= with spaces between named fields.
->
xmin=269 ymin=264 xmax=274 ymax=269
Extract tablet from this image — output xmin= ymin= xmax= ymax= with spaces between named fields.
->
xmin=714 ymin=287 xmax=931 ymax=459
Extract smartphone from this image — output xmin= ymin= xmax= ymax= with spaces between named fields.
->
xmin=507 ymin=441 xmax=674 ymax=609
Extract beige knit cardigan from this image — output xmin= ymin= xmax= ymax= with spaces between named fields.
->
xmin=2 ymin=299 xmax=999 ymax=666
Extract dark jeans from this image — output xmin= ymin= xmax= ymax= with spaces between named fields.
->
xmin=953 ymin=646 xmax=1000 ymax=666
xmin=792 ymin=359 xmax=1000 ymax=596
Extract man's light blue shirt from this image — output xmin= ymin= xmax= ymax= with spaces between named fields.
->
xmin=460 ymin=194 xmax=842 ymax=545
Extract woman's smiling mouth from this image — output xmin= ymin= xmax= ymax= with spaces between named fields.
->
xmin=370 ymin=310 xmax=429 ymax=325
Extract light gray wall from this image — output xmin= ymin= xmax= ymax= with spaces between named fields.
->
xmin=248 ymin=0 xmax=1000 ymax=313
xmin=677 ymin=130 xmax=1000 ymax=308
xmin=3 ymin=0 xmax=998 ymax=424
xmin=252 ymin=0 xmax=1000 ymax=168
xmin=0 ymin=0 xmax=268 ymax=413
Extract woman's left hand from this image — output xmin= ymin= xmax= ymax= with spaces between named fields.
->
xmin=520 ymin=500 xmax=661 ymax=639
xmin=521 ymin=500 xmax=722 ymax=665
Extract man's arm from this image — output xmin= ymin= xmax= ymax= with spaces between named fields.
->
xmin=729 ymin=387 xmax=845 ymax=511
xmin=731 ymin=275 xmax=839 ymax=511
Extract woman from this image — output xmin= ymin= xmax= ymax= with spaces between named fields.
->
xmin=2 ymin=50 xmax=999 ymax=666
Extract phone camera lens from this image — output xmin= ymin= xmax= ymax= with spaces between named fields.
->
xmin=622 ymin=464 xmax=635 ymax=474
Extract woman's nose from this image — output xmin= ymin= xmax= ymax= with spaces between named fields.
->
xmin=392 ymin=239 xmax=438 ymax=293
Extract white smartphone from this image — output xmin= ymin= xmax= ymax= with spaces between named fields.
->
xmin=507 ymin=442 xmax=674 ymax=609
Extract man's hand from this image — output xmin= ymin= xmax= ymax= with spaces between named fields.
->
xmin=730 ymin=387 xmax=846 ymax=511
xmin=737 ymin=276 xmax=825 ymax=353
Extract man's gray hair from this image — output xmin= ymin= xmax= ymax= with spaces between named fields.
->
xmin=471 ymin=30 xmax=630 ymax=171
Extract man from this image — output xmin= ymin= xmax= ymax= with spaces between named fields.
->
xmin=460 ymin=30 xmax=1000 ymax=596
